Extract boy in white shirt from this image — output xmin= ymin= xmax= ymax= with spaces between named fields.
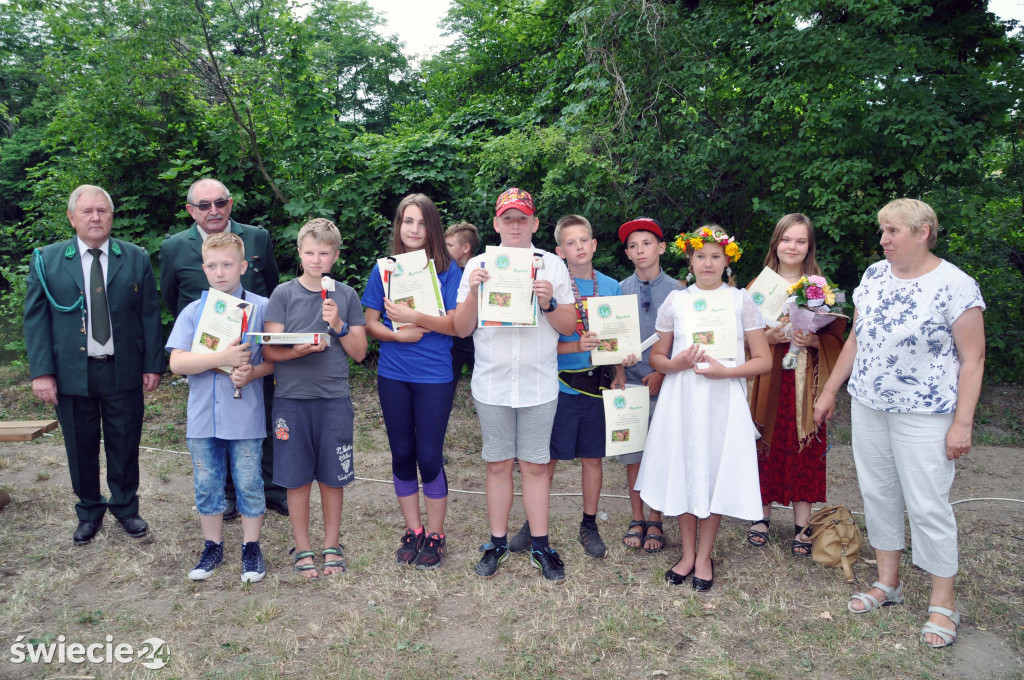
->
xmin=453 ymin=188 xmax=576 ymax=582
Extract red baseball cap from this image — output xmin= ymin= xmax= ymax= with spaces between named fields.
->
xmin=618 ymin=217 xmax=664 ymax=243
xmin=495 ymin=188 xmax=535 ymax=217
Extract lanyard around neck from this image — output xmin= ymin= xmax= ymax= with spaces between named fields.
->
xmin=570 ymin=270 xmax=598 ymax=334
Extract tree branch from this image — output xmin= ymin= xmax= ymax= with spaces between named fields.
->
xmin=192 ymin=0 xmax=287 ymax=205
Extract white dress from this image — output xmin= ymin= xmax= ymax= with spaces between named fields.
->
xmin=635 ymin=284 xmax=765 ymax=520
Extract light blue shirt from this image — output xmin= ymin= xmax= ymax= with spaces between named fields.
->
xmin=165 ymin=285 xmax=268 ymax=439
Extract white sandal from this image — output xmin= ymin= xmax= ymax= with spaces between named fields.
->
xmin=920 ymin=605 xmax=961 ymax=648
xmin=848 ymin=581 xmax=905 ymax=614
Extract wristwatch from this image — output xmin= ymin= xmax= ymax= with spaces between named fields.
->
xmin=330 ymin=323 xmax=350 ymax=339
xmin=542 ymin=298 xmax=558 ymax=313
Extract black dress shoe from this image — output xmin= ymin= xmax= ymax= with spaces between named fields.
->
xmin=223 ymin=499 xmax=240 ymax=521
xmin=664 ymin=564 xmax=695 ymax=586
xmin=73 ymin=519 xmax=103 ymax=546
xmin=692 ymin=559 xmax=715 ymax=591
xmin=265 ymin=497 xmax=289 ymax=516
xmin=116 ymin=514 xmax=149 ymax=538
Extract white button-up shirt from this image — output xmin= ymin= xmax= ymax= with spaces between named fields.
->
xmin=78 ymin=238 xmax=114 ymax=357
xmin=457 ymin=246 xmax=574 ymax=407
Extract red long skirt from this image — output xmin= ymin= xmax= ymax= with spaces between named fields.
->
xmin=757 ymin=368 xmax=827 ymax=505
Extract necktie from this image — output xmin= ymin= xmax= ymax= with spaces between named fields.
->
xmin=88 ymin=248 xmax=110 ymax=344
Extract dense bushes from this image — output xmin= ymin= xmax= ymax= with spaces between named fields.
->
xmin=1 ymin=0 xmax=1021 ymax=378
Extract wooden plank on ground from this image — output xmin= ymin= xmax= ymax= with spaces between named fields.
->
xmin=0 ymin=427 xmax=45 ymax=441
xmin=0 ymin=420 xmax=59 ymax=433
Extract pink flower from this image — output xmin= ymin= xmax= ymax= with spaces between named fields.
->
xmin=807 ymin=275 xmax=827 ymax=287
xmin=806 ymin=285 xmax=825 ymax=300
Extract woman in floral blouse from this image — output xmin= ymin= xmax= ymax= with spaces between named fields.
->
xmin=814 ymin=199 xmax=985 ymax=649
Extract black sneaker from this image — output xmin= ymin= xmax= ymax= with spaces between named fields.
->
xmin=241 ymin=541 xmax=265 ymax=583
xmin=223 ymin=499 xmax=240 ymax=522
xmin=474 ymin=541 xmax=509 ymax=578
xmin=396 ymin=527 xmax=424 ymax=565
xmin=508 ymin=520 xmax=531 ymax=553
xmin=188 ymin=540 xmax=224 ymax=580
xmin=578 ymin=522 xmax=607 ymax=558
xmin=530 ymin=546 xmax=566 ymax=583
xmin=414 ymin=533 xmax=446 ymax=571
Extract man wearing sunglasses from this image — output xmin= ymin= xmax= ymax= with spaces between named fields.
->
xmin=160 ymin=178 xmax=279 ymax=318
xmin=160 ymin=178 xmax=286 ymax=518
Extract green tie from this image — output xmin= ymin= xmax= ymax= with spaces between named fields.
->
xmin=88 ymin=248 xmax=110 ymax=344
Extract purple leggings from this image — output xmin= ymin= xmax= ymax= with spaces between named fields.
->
xmin=378 ymin=376 xmax=455 ymax=499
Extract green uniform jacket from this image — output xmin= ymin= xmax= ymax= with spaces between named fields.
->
xmin=159 ymin=219 xmax=279 ymax=318
xmin=24 ymin=238 xmax=166 ymax=396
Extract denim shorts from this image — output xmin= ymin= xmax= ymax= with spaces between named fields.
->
xmin=187 ymin=437 xmax=266 ymax=517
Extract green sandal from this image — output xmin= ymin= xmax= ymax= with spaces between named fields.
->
xmin=322 ymin=546 xmax=346 ymax=576
xmin=291 ymin=548 xmax=319 ymax=579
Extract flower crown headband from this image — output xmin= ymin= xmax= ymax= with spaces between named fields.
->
xmin=669 ymin=226 xmax=743 ymax=263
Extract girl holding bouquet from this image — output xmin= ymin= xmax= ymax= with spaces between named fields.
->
xmin=746 ymin=214 xmax=846 ymax=555
xmin=635 ymin=226 xmax=771 ymax=590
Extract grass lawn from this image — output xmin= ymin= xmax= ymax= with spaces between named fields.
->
xmin=0 ymin=363 xmax=1022 ymax=679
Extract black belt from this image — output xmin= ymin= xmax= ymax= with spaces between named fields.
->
xmin=88 ymin=355 xmax=113 ymax=362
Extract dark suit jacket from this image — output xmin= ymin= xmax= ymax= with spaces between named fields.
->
xmin=159 ymin=219 xmax=279 ymax=318
xmin=24 ymin=238 xmax=166 ymax=397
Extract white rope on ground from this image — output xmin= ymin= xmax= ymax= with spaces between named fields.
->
xmin=44 ymin=435 xmax=1024 ymax=508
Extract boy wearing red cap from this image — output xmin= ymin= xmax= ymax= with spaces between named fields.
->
xmin=453 ymin=188 xmax=577 ymax=582
xmin=617 ymin=217 xmax=683 ymax=553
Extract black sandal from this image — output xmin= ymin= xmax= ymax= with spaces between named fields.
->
xmin=747 ymin=518 xmax=770 ymax=547
xmin=643 ymin=521 xmax=665 ymax=553
xmin=622 ymin=520 xmax=646 ymax=549
xmin=792 ymin=525 xmax=812 ymax=557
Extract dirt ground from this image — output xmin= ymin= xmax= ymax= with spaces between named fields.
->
xmin=0 ymin=376 xmax=1022 ymax=679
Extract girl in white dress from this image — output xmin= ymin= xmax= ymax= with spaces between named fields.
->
xmin=636 ymin=226 xmax=772 ymax=590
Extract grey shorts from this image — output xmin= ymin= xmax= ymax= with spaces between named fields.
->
xmin=474 ymin=398 xmax=558 ymax=464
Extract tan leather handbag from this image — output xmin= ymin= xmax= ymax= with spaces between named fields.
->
xmin=807 ymin=505 xmax=862 ymax=583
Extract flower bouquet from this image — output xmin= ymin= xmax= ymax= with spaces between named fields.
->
xmin=780 ymin=275 xmax=848 ymax=370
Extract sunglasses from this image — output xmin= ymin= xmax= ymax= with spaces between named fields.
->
xmin=640 ymin=281 xmax=652 ymax=312
xmin=189 ymin=198 xmax=230 ymax=212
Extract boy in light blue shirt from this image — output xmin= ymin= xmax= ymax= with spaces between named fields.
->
xmin=166 ymin=232 xmax=274 ymax=583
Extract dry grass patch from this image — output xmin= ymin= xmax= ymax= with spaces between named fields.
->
xmin=0 ymin=368 xmax=1021 ymax=678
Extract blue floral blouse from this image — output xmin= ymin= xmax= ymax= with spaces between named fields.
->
xmin=849 ymin=260 xmax=984 ymax=414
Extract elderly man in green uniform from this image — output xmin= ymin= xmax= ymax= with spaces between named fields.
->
xmin=159 ymin=178 xmax=286 ymax=518
xmin=25 ymin=185 xmax=165 ymax=545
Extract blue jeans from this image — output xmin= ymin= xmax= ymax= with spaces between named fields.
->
xmin=188 ymin=437 xmax=266 ymax=517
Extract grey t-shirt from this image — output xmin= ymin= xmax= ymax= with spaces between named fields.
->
xmin=265 ymin=278 xmax=366 ymax=399
xmin=620 ymin=270 xmax=684 ymax=385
